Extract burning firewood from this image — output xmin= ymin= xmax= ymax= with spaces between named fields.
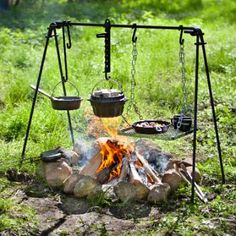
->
xmin=119 ymin=157 xmax=130 ymax=181
xmin=96 ymin=162 xmax=120 ymax=184
xmin=96 ymin=166 xmax=112 ymax=184
xmin=135 ymin=151 xmax=162 ymax=184
xmin=94 ymin=138 xmax=133 ymax=182
xmin=129 ymin=161 xmax=143 ymax=184
xmin=80 ymin=152 xmax=102 ymax=178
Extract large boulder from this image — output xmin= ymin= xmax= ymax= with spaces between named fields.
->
xmin=162 ymin=169 xmax=183 ymax=192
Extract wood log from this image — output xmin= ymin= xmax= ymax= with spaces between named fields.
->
xmin=102 ymin=178 xmax=119 ymax=199
xmin=129 ymin=162 xmax=143 ymax=184
xmin=119 ymin=157 xmax=130 ymax=181
xmin=172 ymin=159 xmax=193 ymax=168
xmin=129 ymin=162 xmax=150 ymax=200
xmin=73 ymin=175 xmax=102 ymax=198
xmin=63 ymin=171 xmax=82 ymax=194
xmin=172 ymin=160 xmax=201 ymax=183
xmin=186 ymin=166 xmax=201 ymax=183
xmin=178 ymin=164 xmax=207 ymax=203
xmin=79 ymin=152 xmax=102 ymax=178
xmin=44 ymin=159 xmax=72 ymax=188
xmin=133 ymin=181 xmax=150 ymax=200
xmin=135 ymin=152 xmax=161 ymax=183
xmin=96 ymin=161 xmax=121 ymax=184
xmin=136 ymin=167 xmax=149 ymax=186
xmin=96 ymin=166 xmax=111 ymax=184
xmin=147 ymin=183 xmax=171 ymax=204
xmin=162 ymin=169 xmax=183 ymax=192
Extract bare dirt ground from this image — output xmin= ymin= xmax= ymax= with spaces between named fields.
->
xmin=1 ymin=178 xmax=168 ymax=236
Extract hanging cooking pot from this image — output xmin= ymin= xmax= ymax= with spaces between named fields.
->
xmin=30 ymin=81 xmax=82 ymax=110
xmin=171 ymin=114 xmax=192 ymax=132
xmin=132 ymin=120 xmax=170 ymax=134
xmin=88 ymin=79 xmax=127 ymax=117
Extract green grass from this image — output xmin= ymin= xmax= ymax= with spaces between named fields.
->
xmin=0 ymin=0 xmax=236 ymax=235
xmin=0 ymin=178 xmax=38 ymax=234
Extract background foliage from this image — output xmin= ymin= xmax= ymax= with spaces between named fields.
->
xmin=0 ymin=0 xmax=235 ymax=235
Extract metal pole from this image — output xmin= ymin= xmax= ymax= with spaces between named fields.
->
xmin=20 ymin=28 xmax=52 ymax=166
xmin=53 ymin=28 xmax=75 ymax=145
xmin=199 ymin=34 xmax=225 ymax=184
xmin=62 ymin=25 xmax=68 ymax=82
xmin=69 ymin=21 xmax=196 ymax=31
xmin=191 ymin=33 xmax=200 ymax=203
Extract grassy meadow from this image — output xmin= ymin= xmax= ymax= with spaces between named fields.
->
xmin=0 ymin=0 xmax=236 ymax=234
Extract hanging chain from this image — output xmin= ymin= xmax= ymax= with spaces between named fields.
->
xmin=122 ymin=40 xmax=143 ymax=126
xmin=179 ymin=43 xmax=188 ymax=114
xmin=128 ymin=41 xmax=143 ymax=120
xmin=131 ymin=41 xmax=137 ymax=102
xmin=176 ymin=42 xmax=187 ymax=130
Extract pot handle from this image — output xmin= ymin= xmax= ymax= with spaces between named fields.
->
xmin=91 ymin=78 xmax=123 ymax=94
xmin=51 ymin=81 xmax=80 ymax=97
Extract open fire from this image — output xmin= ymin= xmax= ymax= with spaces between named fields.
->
xmin=39 ymin=117 xmax=206 ymax=203
xmin=96 ymin=139 xmax=134 ymax=182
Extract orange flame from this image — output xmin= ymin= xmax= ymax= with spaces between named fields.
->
xmin=86 ymin=117 xmax=122 ymax=139
xmin=100 ymin=117 xmax=121 ymax=138
xmin=96 ymin=139 xmax=134 ymax=181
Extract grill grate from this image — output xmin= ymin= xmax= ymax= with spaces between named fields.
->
xmin=119 ymin=126 xmax=194 ymax=140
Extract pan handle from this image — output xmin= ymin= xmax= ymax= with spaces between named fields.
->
xmin=30 ymin=85 xmax=54 ymax=100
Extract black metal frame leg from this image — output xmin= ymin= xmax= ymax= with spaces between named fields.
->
xmin=20 ymin=28 xmax=53 ymax=166
xmin=191 ymin=33 xmax=200 ymax=202
xmin=200 ymin=33 xmax=225 ymax=184
xmin=53 ymin=28 xmax=75 ymax=145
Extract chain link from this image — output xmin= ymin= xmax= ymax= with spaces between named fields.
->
xmin=179 ymin=43 xmax=188 ymax=114
xmin=174 ymin=42 xmax=189 ymax=135
xmin=126 ymin=41 xmax=143 ymax=120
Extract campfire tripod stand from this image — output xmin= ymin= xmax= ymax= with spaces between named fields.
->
xmin=21 ymin=19 xmax=225 ymax=203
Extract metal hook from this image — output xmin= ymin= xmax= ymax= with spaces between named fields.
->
xmin=66 ymin=22 xmax=72 ymax=49
xmin=105 ymin=72 xmax=110 ymax=80
xmin=132 ymin=24 xmax=137 ymax=43
xmin=179 ymin=25 xmax=184 ymax=45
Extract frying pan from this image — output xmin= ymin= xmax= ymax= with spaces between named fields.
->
xmin=30 ymin=84 xmax=82 ymax=110
xmin=132 ymin=120 xmax=170 ymax=134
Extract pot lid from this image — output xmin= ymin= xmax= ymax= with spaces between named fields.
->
xmin=91 ymin=89 xmax=125 ymax=100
